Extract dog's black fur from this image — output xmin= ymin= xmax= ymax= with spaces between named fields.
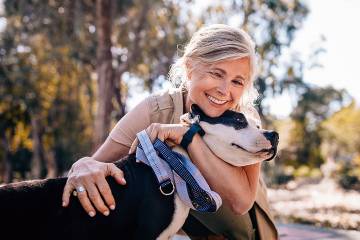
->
xmin=0 ymin=154 xmax=175 ymax=240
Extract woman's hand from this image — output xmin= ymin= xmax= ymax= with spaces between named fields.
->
xmin=62 ymin=157 xmax=126 ymax=217
xmin=129 ymin=123 xmax=189 ymax=154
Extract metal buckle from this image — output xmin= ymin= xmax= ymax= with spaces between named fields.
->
xmin=159 ymin=179 xmax=174 ymax=196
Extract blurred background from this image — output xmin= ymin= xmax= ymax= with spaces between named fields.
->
xmin=0 ymin=0 xmax=359 ymax=237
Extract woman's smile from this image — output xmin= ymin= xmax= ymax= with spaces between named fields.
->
xmin=205 ymin=93 xmax=230 ymax=105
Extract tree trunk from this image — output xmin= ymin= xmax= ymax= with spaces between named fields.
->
xmin=1 ymin=132 xmax=13 ymax=183
xmin=30 ymin=114 xmax=43 ymax=178
xmin=45 ymin=150 xmax=57 ymax=178
xmin=93 ymin=0 xmax=114 ymax=150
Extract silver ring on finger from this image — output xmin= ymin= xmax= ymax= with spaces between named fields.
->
xmin=76 ymin=186 xmax=86 ymax=193
xmin=73 ymin=186 xmax=86 ymax=197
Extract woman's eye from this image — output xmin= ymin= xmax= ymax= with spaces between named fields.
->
xmin=209 ymin=71 xmax=222 ymax=78
xmin=232 ymin=79 xmax=244 ymax=86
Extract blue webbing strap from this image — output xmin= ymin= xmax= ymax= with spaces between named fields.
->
xmin=136 ymin=131 xmax=175 ymax=195
xmin=135 ymin=130 xmax=222 ymax=212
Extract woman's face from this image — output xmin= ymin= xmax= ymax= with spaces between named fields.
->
xmin=186 ymin=57 xmax=250 ymax=117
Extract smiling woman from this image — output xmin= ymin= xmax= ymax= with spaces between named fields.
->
xmin=62 ymin=24 xmax=278 ymax=240
xmin=185 ymin=57 xmax=250 ymax=117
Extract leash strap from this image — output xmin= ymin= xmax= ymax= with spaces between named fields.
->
xmin=135 ymin=130 xmax=222 ymax=212
xmin=136 ymin=131 xmax=175 ymax=195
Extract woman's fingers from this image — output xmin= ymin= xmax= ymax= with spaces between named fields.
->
xmin=129 ymin=123 xmax=162 ymax=153
xmin=147 ymin=123 xmax=161 ymax=142
xmin=83 ymin=182 xmax=110 ymax=216
xmin=165 ymin=139 xmax=176 ymax=148
xmin=107 ymin=163 xmax=126 ymax=185
xmin=75 ymin=185 xmax=97 ymax=217
xmin=95 ymin=176 xmax=116 ymax=211
xmin=146 ymin=123 xmax=187 ymax=144
xmin=95 ymin=163 xmax=126 ymax=211
xmin=62 ymin=180 xmax=75 ymax=207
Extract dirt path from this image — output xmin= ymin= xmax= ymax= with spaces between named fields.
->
xmin=278 ymin=223 xmax=360 ymax=240
xmin=174 ymin=224 xmax=360 ymax=240
xmin=268 ymin=179 xmax=360 ymax=230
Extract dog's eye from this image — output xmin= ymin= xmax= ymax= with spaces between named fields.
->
xmin=256 ymin=125 xmax=260 ymax=129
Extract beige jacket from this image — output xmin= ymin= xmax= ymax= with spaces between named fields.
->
xmin=109 ymin=88 xmax=278 ymax=240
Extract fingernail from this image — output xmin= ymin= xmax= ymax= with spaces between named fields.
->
xmin=110 ymin=205 xmax=115 ymax=210
xmin=122 ymin=178 xmax=126 ymax=184
xmin=62 ymin=201 xmax=66 ymax=207
xmin=103 ymin=210 xmax=110 ymax=216
xmin=89 ymin=211 xmax=95 ymax=217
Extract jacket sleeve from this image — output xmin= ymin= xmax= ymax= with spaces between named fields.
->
xmin=109 ymin=96 xmax=153 ymax=147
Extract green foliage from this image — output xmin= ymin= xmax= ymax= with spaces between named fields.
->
xmin=320 ymin=101 xmax=360 ymax=154
xmin=0 ymin=0 xmax=195 ymax=180
xmin=320 ymin=102 xmax=360 ymax=189
xmin=1 ymin=1 xmax=97 ymax=179
xmin=269 ymin=91 xmax=353 ymax=185
xmin=286 ymin=87 xmax=350 ymax=167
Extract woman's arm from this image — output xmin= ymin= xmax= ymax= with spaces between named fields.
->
xmin=62 ymin=97 xmax=152 ymax=216
xmin=187 ymin=134 xmax=260 ymax=215
xmin=92 ymin=137 xmax=129 ymax=162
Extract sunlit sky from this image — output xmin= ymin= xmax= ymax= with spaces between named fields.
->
xmin=1 ymin=0 xmax=359 ymax=118
xmin=266 ymin=0 xmax=360 ymax=117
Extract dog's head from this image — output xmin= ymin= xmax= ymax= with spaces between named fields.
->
xmin=181 ymin=104 xmax=279 ymax=167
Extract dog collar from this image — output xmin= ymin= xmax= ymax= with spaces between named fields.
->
xmin=180 ymin=123 xmax=205 ymax=150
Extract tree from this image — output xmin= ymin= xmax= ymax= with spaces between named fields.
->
xmin=320 ymin=101 xmax=360 ymax=188
xmin=0 ymin=0 xmax=193 ymax=180
xmin=93 ymin=0 xmax=115 ymax=148
xmin=291 ymin=86 xmax=350 ymax=166
xmin=320 ymin=101 xmax=360 ymax=162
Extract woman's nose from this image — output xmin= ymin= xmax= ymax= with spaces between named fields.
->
xmin=216 ymin=81 xmax=230 ymax=95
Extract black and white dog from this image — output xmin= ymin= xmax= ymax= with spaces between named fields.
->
xmin=0 ymin=104 xmax=278 ymax=240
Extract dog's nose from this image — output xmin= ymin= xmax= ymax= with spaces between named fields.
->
xmin=264 ymin=131 xmax=279 ymax=147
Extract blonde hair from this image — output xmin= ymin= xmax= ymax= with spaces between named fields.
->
xmin=168 ymin=24 xmax=259 ymax=109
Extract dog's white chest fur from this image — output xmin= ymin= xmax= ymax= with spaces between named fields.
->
xmin=157 ymin=195 xmax=189 ymax=240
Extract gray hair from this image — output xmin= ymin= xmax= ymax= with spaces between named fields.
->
xmin=168 ymin=24 xmax=259 ymax=109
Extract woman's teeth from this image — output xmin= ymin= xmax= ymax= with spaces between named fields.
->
xmin=206 ymin=94 xmax=228 ymax=105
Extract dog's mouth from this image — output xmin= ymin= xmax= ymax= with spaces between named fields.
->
xmin=231 ymin=143 xmax=249 ymax=152
xmin=231 ymin=143 xmax=276 ymax=160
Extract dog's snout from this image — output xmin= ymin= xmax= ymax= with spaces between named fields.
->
xmin=264 ymin=131 xmax=279 ymax=147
